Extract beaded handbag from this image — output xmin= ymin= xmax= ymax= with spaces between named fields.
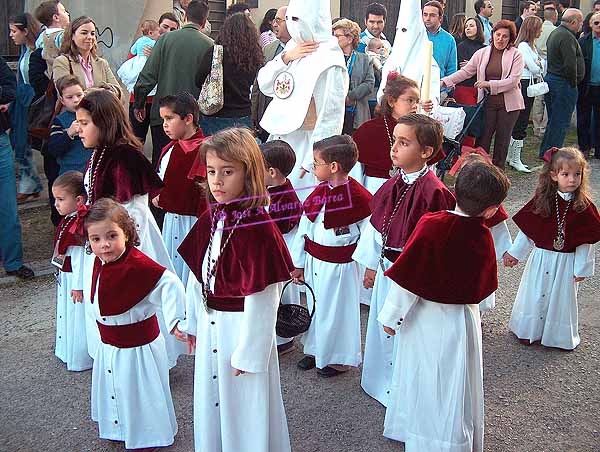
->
xmin=276 ymin=281 xmax=316 ymax=338
xmin=198 ymin=44 xmax=224 ymax=115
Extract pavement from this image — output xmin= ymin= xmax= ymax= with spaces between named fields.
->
xmin=1 ymin=159 xmax=599 ymax=452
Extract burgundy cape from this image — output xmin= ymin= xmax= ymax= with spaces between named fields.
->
xmin=156 ymin=130 xmax=207 ymax=217
xmin=485 ymin=204 xmax=508 ymax=228
xmin=91 ymin=246 xmax=165 ymax=316
xmin=384 ymin=211 xmax=498 ymax=305
xmin=513 ymin=195 xmax=600 ymax=253
xmin=268 ymin=179 xmax=303 ymax=234
xmin=85 ymin=143 xmax=163 ymax=204
xmin=370 ymin=170 xmax=456 ymax=249
xmin=178 ymin=202 xmax=295 ymax=301
xmin=303 ymin=177 xmax=373 ymax=229
xmin=54 ymin=215 xmax=82 ymax=255
xmin=353 ymin=115 xmax=396 ymax=179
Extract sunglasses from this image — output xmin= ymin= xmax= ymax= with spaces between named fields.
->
xmin=594 ymin=21 xmax=600 ymax=25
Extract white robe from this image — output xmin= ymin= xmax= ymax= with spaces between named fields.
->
xmin=157 ymin=147 xmax=198 ymax=289
xmin=83 ymin=166 xmax=186 ymax=367
xmin=479 ymin=220 xmax=512 ymax=313
xmin=91 ymin=270 xmax=184 ymax=449
xmin=352 ymin=221 xmax=399 ymax=406
xmin=348 ymin=162 xmax=387 ymax=195
xmin=54 ymin=245 xmax=93 ymax=372
xmin=290 ymin=206 xmax=366 ymax=368
xmin=507 ymin=230 xmax=595 ymax=350
xmin=378 ymin=282 xmax=486 ymax=452
xmin=257 ymin=53 xmax=348 ymax=201
xmin=180 ymin=217 xmax=291 ymax=452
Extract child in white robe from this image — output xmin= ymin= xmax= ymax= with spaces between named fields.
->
xmin=291 ymin=135 xmax=372 ymax=377
xmin=84 ymin=198 xmax=185 ymax=450
xmin=378 ymin=159 xmax=510 ymax=452
xmin=504 ymin=147 xmax=600 ymax=350
xmin=177 ymin=128 xmax=293 ymax=452
xmin=153 ymin=93 xmax=207 ymax=288
xmin=51 ymin=171 xmax=92 ymax=371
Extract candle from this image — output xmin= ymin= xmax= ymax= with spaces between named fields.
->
xmin=421 ymin=40 xmax=433 ymax=102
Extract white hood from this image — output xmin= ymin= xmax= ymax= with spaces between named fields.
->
xmin=285 ymin=0 xmax=334 ymax=44
xmin=377 ymin=0 xmax=440 ymax=104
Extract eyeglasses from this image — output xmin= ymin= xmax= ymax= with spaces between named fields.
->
xmin=333 ymin=32 xmax=349 ymax=38
xmin=311 ymin=161 xmax=330 ymax=170
xmin=274 ymin=17 xmax=285 ymax=24
xmin=398 ymin=96 xmax=420 ymax=106
xmin=593 ymin=21 xmax=600 ymax=25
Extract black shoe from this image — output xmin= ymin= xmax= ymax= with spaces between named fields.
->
xmin=317 ymin=366 xmax=344 ymax=378
xmin=297 ymin=355 xmax=316 ymax=370
xmin=6 ymin=265 xmax=35 ymax=280
xmin=277 ymin=341 xmax=295 ymax=356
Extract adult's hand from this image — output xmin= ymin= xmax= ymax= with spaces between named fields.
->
xmin=134 ymin=108 xmax=146 ymax=123
xmin=282 ymin=42 xmax=319 ymax=64
xmin=475 ymin=80 xmax=491 ymax=91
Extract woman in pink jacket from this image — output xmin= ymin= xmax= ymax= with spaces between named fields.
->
xmin=442 ymin=20 xmax=524 ymax=169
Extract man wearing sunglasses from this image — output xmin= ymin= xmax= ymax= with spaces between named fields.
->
xmin=576 ymin=11 xmax=600 ymax=159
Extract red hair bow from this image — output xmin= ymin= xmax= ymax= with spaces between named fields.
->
xmin=387 ymin=71 xmax=400 ymax=82
xmin=542 ymin=147 xmax=559 ymax=163
xmin=69 ymin=203 xmax=91 ymax=237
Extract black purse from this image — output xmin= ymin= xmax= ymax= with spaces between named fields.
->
xmin=28 ymin=80 xmax=59 ymax=140
xmin=275 ymin=281 xmax=316 ymax=338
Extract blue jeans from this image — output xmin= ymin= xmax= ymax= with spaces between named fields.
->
xmin=539 ymin=73 xmax=578 ymax=157
xmin=199 ymin=116 xmax=252 ymax=135
xmin=0 ymin=132 xmax=24 ymax=271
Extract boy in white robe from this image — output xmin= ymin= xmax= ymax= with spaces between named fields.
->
xmin=378 ymin=159 xmax=510 ymax=452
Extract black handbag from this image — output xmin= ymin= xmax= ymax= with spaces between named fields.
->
xmin=28 ymin=80 xmax=59 ymax=140
xmin=275 ymin=281 xmax=316 ymax=338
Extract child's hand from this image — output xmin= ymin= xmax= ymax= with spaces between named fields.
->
xmin=575 ymin=277 xmax=586 ymax=283
xmin=186 ymin=334 xmax=196 ymax=354
xmin=233 ymin=368 xmax=245 ymax=376
xmin=171 ymin=324 xmax=187 ymax=342
xmin=363 ymin=268 xmax=376 ymax=289
xmin=503 ymin=252 xmax=518 ymax=267
xmin=67 ymin=120 xmax=80 ymax=138
xmin=383 ymin=325 xmax=396 ymax=336
xmin=70 ymin=290 xmax=83 ymax=303
xmin=151 ymin=195 xmax=161 ymax=208
xmin=421 ymin=100 xmax=434 ymax=113
xmin=290 ymin=268 xmax=304 ymax=284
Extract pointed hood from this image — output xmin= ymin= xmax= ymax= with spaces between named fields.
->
xmin=285 ymin=0 xmax=334 ymax=43
xmin=377 ymin=0 xmax=441 ymax=104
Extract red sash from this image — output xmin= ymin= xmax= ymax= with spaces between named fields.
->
xmin=304 ymin=236 xmax=357 ymax=264
xmin=97 ymin=315 xmax=160 ymax=348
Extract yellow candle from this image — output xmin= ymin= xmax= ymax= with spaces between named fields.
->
xmin=421 ymin=41 xmax=433 ymax=102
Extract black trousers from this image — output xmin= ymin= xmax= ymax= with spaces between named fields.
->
xmin=512 ymin=79 xmax=535 ymax=141
xmin=150 ymin=124 xmax=170 ymax=168
xmin=129 ymin=103 xmax=152 ymax=144
xmin=576 ymin=85 xmax=600 ymax=156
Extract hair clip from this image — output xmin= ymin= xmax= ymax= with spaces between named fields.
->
xmin=542 ymin=146 xmax=559 ymax=163
xmin=387 ymin=70 xmax=400 ymax=82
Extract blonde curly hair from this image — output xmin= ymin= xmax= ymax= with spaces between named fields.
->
xmin=332 ymin=19 xmax=361 ymax=50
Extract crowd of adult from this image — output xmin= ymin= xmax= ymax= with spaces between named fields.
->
xmin=1 ymin=0 xmax=599 ymax=280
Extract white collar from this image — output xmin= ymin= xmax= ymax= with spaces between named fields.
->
xmin=448 ymin=209 xmax=470 ymax=217
xmin=557 ymin=190 xmax=574 ymax=201
xmin=401 ymin=165 xmax=428 ymax=184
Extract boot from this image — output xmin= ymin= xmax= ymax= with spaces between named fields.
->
xmin=509 ymin=139 xmax=531 ymax=173
xmin=506 ymin=138 xmax=515 ymax=164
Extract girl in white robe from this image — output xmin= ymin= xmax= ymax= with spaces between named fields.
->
xmin=177 ymin=128 xmax=293 ymax=452
xmin=504 ymin=148 xmax=600 ymax=350
xmin=85 ymin=198 xmax=185 ymax=450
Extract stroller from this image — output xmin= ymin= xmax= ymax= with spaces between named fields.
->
xmin=436 ymin=93 xmax=488 ymax=181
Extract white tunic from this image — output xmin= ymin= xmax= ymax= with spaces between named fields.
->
xmin=157 ymin=147 xmax=198 ymax=288
xmin=55 ymin=245 xmax=93 ymax=371
xmin=91 ymin=270 xmax=185 ymax=449
xmin=83 ymin=164 xmax=187 ymax=366
xmin=290 ymin=205 xmax=366 ymax=368
xmin=180 ymin=217 xmax=291 ymax=452
xmin=348 ymin=162 xmax=387 ymax=195
xmin=479 ymin=220 xmax=512 ymax=313
xmin=507 ymin=228 xmax=595 ymax=350
xmin=378 ymin=282 xmax=486 ymax=452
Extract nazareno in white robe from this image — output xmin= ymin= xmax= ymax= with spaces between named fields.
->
xmin=157 ymin=146 xmax=198 ymax=289
xmin=91 ymin=269 xmax=185 ymax=449
xmin=180 ymin=217 xmax=292 ymax=452
xmin=290 ymin=205 xmax=366 ymax=368
xmin=55 ymin=244 xmax=92 ymax=371
xmin=378 ymin=281 xmax=487 ymax=452
xmin=83 ymin=163 xmax=187 ymax=367
xmin=507 ymin=229 xmax=595 ymax=350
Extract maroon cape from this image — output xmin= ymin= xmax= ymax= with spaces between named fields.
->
xmin=485 ymin=204 xmax=508 ymax=228
xmin=268 ymin=179 xmax=303 ymax=234
xmin=370 ymin=170 xmax=456 ymax=249
xmin=54 ymin=215 xmax=82 ymax=255
xmin=304 ymin=177 xmax=372 ymax=229
xmin=384 ymin=211 xmax=497 ymax=304
xmin=178 ymin=202 xmax=294 ymax=300
xmin=513 ymin=195 xmax=600 ymax=253
xmin=156 ymin=130 xmax=207 ymax=217
xmin=353 ymin=115 xmax=396 ymax=179
xmin=90 ymin=246 xmax=165 ymax=316
xmin=85 ymin=143 xmax=163 ymax=204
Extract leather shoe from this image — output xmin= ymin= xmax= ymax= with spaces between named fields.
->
xmin=6 ymin=265 xmax=35 ymax=280
xmin=317 ymin=366 xmax=344 ymax=378
xmin=297 ymin=355 xmax=316 ymax=370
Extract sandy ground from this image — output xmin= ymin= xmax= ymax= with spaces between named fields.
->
xmin=1 ymin=145 xmax=599 ymax=452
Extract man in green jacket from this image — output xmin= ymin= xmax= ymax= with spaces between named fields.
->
xmin=134 ymin=0 xmax=213 ymax=166
xmin=539 ymin=8 xmax=584 ymax=157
